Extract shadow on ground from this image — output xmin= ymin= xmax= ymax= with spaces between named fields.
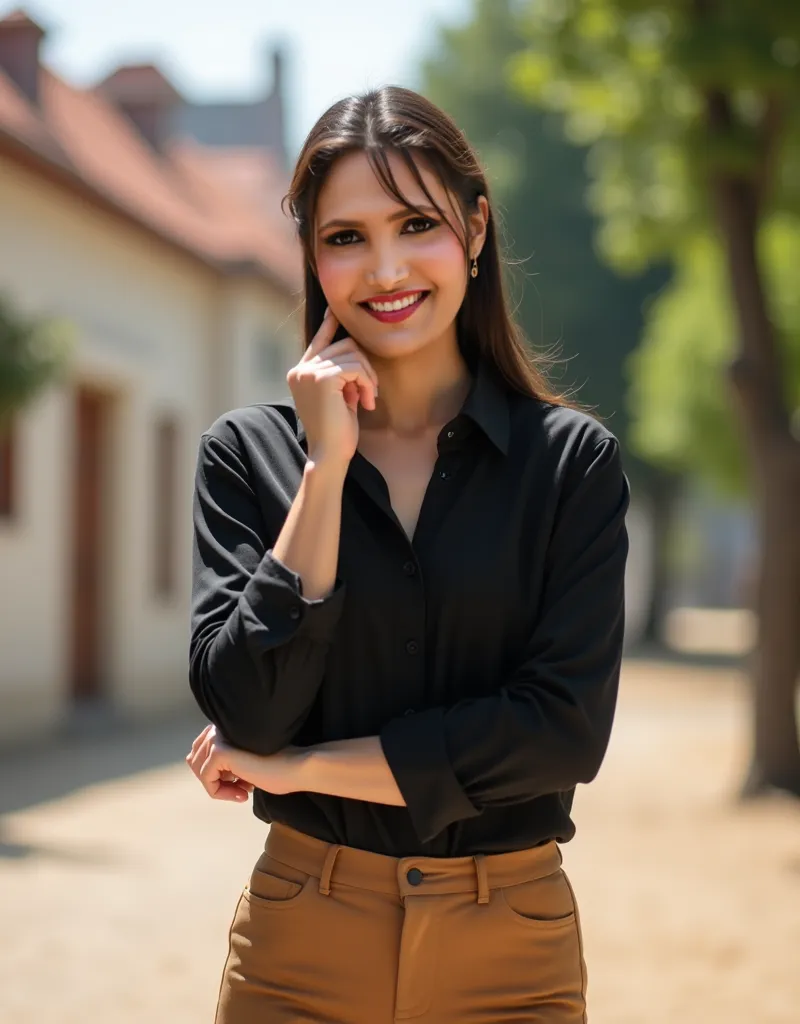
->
xmin=0 ymin=704 xmax=208 ymax=819
xmin=625 ymin=638 xmax=745 ymax=671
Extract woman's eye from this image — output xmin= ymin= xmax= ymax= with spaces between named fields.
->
xmin=404 ymin=216 xmax=437 ymax=234
xmin=325 ymin=230 xmax=360 ymax=247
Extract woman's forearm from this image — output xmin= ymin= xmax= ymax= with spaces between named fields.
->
xmin=272 ymin=457 xmax=347 ymax=601
xmin=189 ymin=726 xmax=405 ymax=807
xmin=296 ymin=736 xmax=406 ymax=806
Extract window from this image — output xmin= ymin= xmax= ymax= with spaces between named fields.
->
xmin=153 ymin=415 xmax=179 ymax=600
xmin=254 ymin=331 xmax=284 ymax=382
xmin=0 ymin=418 xmax=15 ymax=519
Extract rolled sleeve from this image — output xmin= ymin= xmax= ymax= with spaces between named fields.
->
xmin=380 ymin=707 xmax=481 ymax=843
xmin=241 ymin=551 xmax=346 ymax=646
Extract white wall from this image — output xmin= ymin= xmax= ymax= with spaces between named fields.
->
xmin=0 ymin=155 xmax=298 ymax=744
xmin=0 ymin=387 xmax=70 ymax=741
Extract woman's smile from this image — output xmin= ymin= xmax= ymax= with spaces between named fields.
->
xmin=359 ymin=290 xmax=431 ymax=324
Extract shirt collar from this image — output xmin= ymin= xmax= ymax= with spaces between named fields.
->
xmin=459 ymin=358 xmax=511 ymax=457
xmin=287 ymin=358 xmax=512 ymax=458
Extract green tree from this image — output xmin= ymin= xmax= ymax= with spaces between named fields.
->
xmin=513 ymin=0 xmax=800 ymax=797
xmin=0 ymin=294 xmax=71 ymax=427
xmin=630 ymin=219 xmax=800 ymax=495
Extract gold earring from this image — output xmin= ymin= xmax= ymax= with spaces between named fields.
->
xmin=471 ymin=257 xmax=479 ymax=279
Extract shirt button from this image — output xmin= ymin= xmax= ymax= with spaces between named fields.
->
xmin=405 ymin=640 xmax=419 ymax=655
xmin=288 ymin=606 xmax=301 ymax=620
xmin=406 ymin=867 xmax=424 ymax=886
xmin=446 ymin=430 xmax=455 ymax=439
xmin=403 ymin=560 xmax=416 ymax=576
xmin=439 ymin=470 xmax=451 ymax=481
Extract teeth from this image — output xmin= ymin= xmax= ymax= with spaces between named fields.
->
xmin=367 ymin=292 xmax=423 ymax=312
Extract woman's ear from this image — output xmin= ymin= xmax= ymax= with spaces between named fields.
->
xmin=468 ymin=195 xmax=490 ymax=261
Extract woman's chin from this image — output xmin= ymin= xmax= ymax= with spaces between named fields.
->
xmin=357 ymin=315 xmax=451 ymax=361
xmin=360 ymin=330 xmax=434 ymax=361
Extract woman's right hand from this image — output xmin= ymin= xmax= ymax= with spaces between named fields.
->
xmin=286 ymin=308 xmax=379 ymax=468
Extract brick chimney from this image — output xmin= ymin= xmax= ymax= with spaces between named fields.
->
xmin=0 ymin=8 xmax=47 ymax=105
xmin=96 ymin=64 xmax=183 ymax=153
xmin=265 ymin=42 xmax=288 ymax=170
xmin=270 ymin=44 xmax=284 ymax=102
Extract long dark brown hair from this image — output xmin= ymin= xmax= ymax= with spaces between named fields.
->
xmin=282 ymin=85 xmax=569 ymax=406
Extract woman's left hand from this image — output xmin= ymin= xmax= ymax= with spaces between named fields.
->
xmin=186 ymin=724 xmax=303 ymax=802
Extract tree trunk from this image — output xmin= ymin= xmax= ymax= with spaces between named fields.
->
xmin=640 ymin=471 xmax=677 ymax=645
xmin=711 ymin=171 xmax=800 ymax=799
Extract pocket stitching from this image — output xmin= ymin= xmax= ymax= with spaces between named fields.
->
xmin=242 ymin=872 xmax=311 ymax=910
xmin=498 ymin=879 xmax=578 ymax=930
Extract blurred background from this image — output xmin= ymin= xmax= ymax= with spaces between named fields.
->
xmin=0 ymin=1 xmax=798 ymax=1021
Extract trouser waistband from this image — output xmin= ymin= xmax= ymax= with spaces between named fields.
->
xmin=265 ymin=822 xmax=563 ymax=904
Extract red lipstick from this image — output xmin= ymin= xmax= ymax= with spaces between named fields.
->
xmin=360 ymin=290 xmax=430 ymax=324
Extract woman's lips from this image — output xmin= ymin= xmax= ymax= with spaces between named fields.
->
xmin=360 ymin=292 xmax=430 ymax=324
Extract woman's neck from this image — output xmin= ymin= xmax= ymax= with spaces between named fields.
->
xmin=359 ymin=337 xmax=472 ymax=438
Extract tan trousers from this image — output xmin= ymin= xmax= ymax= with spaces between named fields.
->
xmin=214 ymin=822 xmax=588 ymax=1023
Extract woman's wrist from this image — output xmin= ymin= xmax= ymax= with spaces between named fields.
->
xmin=304 ymin=450 xmax=351 ymax=481
xmin=233 ymin=745 xmax=308 ymax=795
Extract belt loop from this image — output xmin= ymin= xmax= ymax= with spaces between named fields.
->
xmin=473 ymin=854 xmax=490 ymax=905
xmin=319 ymin=843 xmax=341 ymax=897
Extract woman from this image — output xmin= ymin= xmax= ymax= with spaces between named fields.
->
xmin=186 ymin=85 xmax=629 ymax=1023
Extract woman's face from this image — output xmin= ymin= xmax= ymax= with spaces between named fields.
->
xmin=313 ymin=149 xmax=488 ymax=362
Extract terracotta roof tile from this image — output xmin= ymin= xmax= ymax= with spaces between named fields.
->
xmin=98 ymin=63 xmax=182 ymax=103
xmin=2 ymin=9 xmax=45 ymax=31
xmin=0 ymin=56 xmax=301 ymax=291
xmin=169 ymin=142 xmax=302 ymax=285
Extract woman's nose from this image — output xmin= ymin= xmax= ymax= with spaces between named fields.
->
xmin=366 ymin=247 xmax=409 ymax=291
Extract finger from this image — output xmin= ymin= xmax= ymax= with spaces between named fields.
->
xmin=314 ymin=339 xmax=380 ymax=391
xmin=221 ymin=769 xmax=254 ymax=792
xmin=220 ymin=772 xmax=253 ymax=795
xmin=317 ymin=361 xmax=377 ymax=410
xmin=199 ymin=751 xmax=223 ymax=798
xmin=211 ymin=770 xmax=251 ymax=801
xmin=189 ymin=732 xmax=214 ymax=779
xmin=301 ymin=306 xmax=339 ymax=362
xmin=186 ymin=724 xmax=213 ymax=763
xmin=342 ymin=380 xmax=360 ymax=411
xmin=315 ymin=354 xmax=377 ymax=388
xmin=211 ymin=781 xmax=251 ymax=802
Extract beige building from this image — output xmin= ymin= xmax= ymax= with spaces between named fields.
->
xmin=0 ymin=10 xmax=302 ymax=746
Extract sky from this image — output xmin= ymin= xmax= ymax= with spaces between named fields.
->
xmin=12 ymin=0 xmax=471 ymax=154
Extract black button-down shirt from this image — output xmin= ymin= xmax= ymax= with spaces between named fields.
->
xmin=189 ymin=359 xmax=630 ymax=857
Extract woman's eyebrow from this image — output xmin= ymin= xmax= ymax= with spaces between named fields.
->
xmin=318 ymin=204 xmax=439 ymax=233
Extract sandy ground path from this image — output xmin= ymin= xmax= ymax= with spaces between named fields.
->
xmin=0 ymin=658 xmax=798 ymax=1023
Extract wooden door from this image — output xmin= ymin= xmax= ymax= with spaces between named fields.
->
xmin=70 ymin=387 xmax=107 ymax=700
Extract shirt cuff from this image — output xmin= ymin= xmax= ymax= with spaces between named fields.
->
xmin=380 ymin=707 xmax=481 ymax=844
xmin=241 ymin=550 xmax=345 ymax=644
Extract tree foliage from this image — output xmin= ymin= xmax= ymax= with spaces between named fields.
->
xmin=512 ymin=0 xmax=800 ymax=264
xmin=0 ymin=294 xmax=72 ymax=426
xmin=511 ymin=0 xmax=800 ymax=487
xmin=629 ymin=218 xmax=800 ymax=494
